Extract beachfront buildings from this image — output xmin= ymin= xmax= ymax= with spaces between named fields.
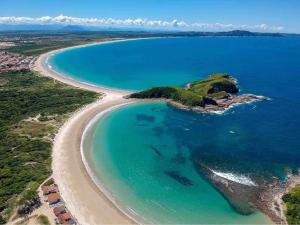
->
xmin=47 ymin=193 xmax=61 ymax=205
xmin=42 ymin=184 xmax=76 ymax=224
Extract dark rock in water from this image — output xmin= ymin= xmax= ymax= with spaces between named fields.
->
xmin=194 ymin=162 xmax=264 ymax=215
xmin=136 ymin=114 xmax=155 ymax=122
xmin=169 ymin=94 xmax=268 ymax=113
xmin=150 ymin=146 xmax=163 ymax=157
xmin=194 ymin=162 xmax=300 ymax=224
xmin=165 ymin=170 xmax=193 ymax=186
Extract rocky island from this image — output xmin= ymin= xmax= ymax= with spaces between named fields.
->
xmin=128 ymin=73 xmax=268 ymax=113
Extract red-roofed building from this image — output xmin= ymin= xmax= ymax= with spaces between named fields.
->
xmin=42 ymin=185 xmax=57 ymax=195
xmin=58 ymin=212 xmax=74 ymax=224
xmin=47 ymin=193 xmax=61 ymax=205
xmin=53 ymin=206 xmax=66 ymax=216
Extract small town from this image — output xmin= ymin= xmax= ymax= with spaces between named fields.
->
xmin=0 ymin=50 xmax=34 ymax=73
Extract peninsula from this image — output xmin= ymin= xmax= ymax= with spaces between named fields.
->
xmin=128 ymin=73 xmax=267 ymax=113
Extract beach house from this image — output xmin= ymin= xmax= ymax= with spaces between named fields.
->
xmin=58 ymin=212 xmax=75 ymax=224
xmin=47 ymin=193 xmax=61 ymax=205
xmin=42 ymin=185 xmax=57 ymax=195
xmin=53 ymin=206 xmax=66 ymax=216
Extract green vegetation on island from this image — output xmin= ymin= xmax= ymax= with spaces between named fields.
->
xmin=0 ymin=71 xmax=99 ymax=222
xmin=282 ymin=185 xmax=300 ymax=225
xmin=130 ymin=73 xmax=238 ymax=107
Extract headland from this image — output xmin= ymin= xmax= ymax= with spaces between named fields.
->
xmin=128 ymin=73 xmax=268 ymax=113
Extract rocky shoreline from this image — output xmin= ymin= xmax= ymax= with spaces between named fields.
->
xmin=127 ymin=73 xmax=269 ymax=114
xmin=126 ymin=73 xmax=299 ymax=224
xmin=195 ymin=162 xmax=300 ymax=225
xmin=167 ymin=93 xmax=268 ymax=113
xmin=257 ymin=171 xmax=300 ymax=225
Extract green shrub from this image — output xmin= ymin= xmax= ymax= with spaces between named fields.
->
xmin=43 ymin=178 xmax=55 ymax=187
xmin=283 ymin=185 xmax=300 ymax=225
xmin=36 ymin=215 xmax=50 ymax=225
xmin=130 ymin=73 xmax=237 ymax=107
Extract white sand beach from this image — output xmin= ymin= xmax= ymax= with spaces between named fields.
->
xmin=33 ymin=40 xmax=139 ymax=224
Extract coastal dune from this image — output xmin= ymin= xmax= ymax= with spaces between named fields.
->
xmin=34 ymin=43 xmax=137 ymax=224
xmin=52 ymin=97 xmax=136 ymax=224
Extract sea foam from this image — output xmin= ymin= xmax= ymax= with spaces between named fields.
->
xmin=211 ymin=169 xmax=257 ymax=186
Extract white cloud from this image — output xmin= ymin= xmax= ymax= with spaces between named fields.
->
xmin=0 ymin=15 xmax=284 ymax=32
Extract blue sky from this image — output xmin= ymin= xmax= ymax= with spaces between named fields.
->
xmin=1 ymin=0 xmax=300 ymax=33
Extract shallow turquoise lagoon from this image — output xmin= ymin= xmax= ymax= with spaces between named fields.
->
xmin=84 ymin=102 xmax=272 ymax=224
xmin=55 ymin=37 xmax=300 ymax=224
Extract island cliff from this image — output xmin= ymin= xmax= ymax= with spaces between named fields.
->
xmin=128 ymin=73 xmax=267 ymax=113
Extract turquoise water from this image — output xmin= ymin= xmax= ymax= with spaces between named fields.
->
xmin=52 ymin=37 xmax=300 ymax=224
xmin=84 ymin=102 xmax=270 ymax=224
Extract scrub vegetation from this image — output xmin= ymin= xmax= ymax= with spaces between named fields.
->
xmin=36 ymin=214 xmax=51 ymax=225
xmin=282 ymin=185 xmax=300 ymax=225
xmin=0 ymin=71 xmax=99 ymax=222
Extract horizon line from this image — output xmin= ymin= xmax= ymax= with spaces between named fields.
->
xmin=0 ymin=15 xmax=284 ymax=33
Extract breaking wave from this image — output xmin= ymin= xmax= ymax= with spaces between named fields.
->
xmin=211 ymin=169 xmax=257 ymax=186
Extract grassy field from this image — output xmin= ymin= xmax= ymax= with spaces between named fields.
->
xmin=282 ymin=185 xmax=300 ymax=225
xmin=0 ymin=71 xmax=100 ymax=223
xmin=130 ymin=73 xmax=238 ymax=106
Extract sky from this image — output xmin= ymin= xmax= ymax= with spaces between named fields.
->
xmin=1 ymin=0 xmax=300 ymax=33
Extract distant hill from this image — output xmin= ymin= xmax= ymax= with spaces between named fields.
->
xmin=167 ymin=30 xmax=283 ymax=37
xmin=211 ymin=30 xmax=281 ymax=36
xmin=59 ymin=25 xmax=87 ymax=31
xmin=0 ymin=25 xmax=288 ymax=37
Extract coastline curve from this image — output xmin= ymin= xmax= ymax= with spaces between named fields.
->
xmin=80 ymin=102 xmax=149 ymax=224
xmin=33 ymin=39 xmax=152 ymax=224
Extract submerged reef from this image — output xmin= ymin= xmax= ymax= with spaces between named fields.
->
xmin=195 ymin=162 xmax=300 ymax=225
xmin=128 ymin=73 xmax=268 ymax=113
xmin=164 ymin=170 xmax=193 ymax=186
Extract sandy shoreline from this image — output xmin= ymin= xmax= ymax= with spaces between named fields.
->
xmin=32 ymin=37 xmax=297 ymax=225
xmin=33 ymin=39 xmax=142 ymax=224
xmin=34 ymin=38 xmax=145 ymax=95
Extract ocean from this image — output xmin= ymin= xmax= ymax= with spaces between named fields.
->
xmin=51 ymin=37 xmax=300 ymax=224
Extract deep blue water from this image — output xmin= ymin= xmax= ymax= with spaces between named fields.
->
xmin=52 ymin=36 xmax=300 ymax=177
xmin=52 ymin=37 xmax=300 ymax=224
xmin=50 ymin=37 xmax=300 ymax=91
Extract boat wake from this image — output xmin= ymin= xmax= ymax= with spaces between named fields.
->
xmin=210 ymin=169 xmax=257 ymax=186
